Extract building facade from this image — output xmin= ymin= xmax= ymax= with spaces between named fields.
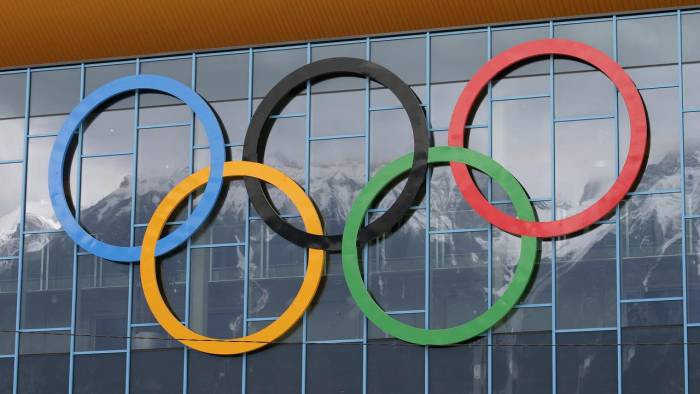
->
xmin=1 ymin=5 xmax=700 ymax=394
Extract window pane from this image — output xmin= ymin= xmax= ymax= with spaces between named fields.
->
xmin=196 ymin=53 xmax=248 ymax=102
xmin=306 ymin=254 xmax=363 ymax=341
xmin=195 ymin=53 xmax=248 ymax=146
xmin=187 ymin=351 xmax=241 ymax=394
xmin=21 ymin=233 xmax=73 ymax=329
xmin=685 ymin=112 xmax=700 ymax=215
xmin=0 ymin=258 xmax=17 ymax=354
xmin=25 ymin=136 xmax=76 ymax=232
xmin=430 ymin=130 xmax=489 ymax=230
xmin=687 ymin=218 xmax=700 ymax=323
xmin=130 ymin=326 xmax=183 ymax=394
xmin=191 ymin=148 xmax=247 ymax=245
xmin=18 ymin=331 xmax=69 ymax=394
xmin=188 ymin=246 xmax=244 ymax=339
xmin=259 ymin=116 xmax=306 ymax=217
xmin=75 ymin=255 xmax=129 ymax=351
xmin=368 ymin=210 xmax=425 ymax=311
xmin=253 ymin=48 xmax=306 ymax=99
xmin=430 ymin=230 xmax=488 ymax=329
xmin=247 ymin=218 xmax=305 ymax=318
xmin=312 ymin=43 xmax=366 ymax=91
xmin=492 ymin=26 xmax=549 ymax=92
xmin=83 ymin=63 xmax=136 ymax=154
xmin=367 ymin=338 xmax=423 ymax=394
xmin=0 ymin=118 xmax=24 ymax=162
xmin=555 ymin=119 xmax=616 ymax=218
xmin=370 ymin=37 xmax=426 ymax=106
xmin=246 ymin=343 xmax=301 ymax=394
xmin=618 ymin=16 xmax=677 ymax=72
xmin=135 ymin=126 xmax=190 ymax=224
xmin=556 ymin=224 xmax=617 ymax=329
xmin=309 ymin=137 xmax=365 ymax=235
xmin=29 ymin=68 xmax=80 ymax=134
xmin=492 ymin=98 xmax=551 ymax=200
xmin=140 ymin=58 xmax=192 ymax=107
xmin=493 ymin=223 xmax=552 ymax=305
xmin=554 ymin=21 xmax=613 ymax=72
xmin=493 ymin=332 xmax=552 ymax=394
xmin=620 ymin=194 xmax=682 ymax=299
xmin=688 ymin=327 xmax=700 ymax=393
xmin=131 ymin=240 xmax=186 ymax=324
xmin=619 ymin=88 xmax=680 ymax=193
xmin=556 ymin=331 xmax=617 ymax=394
xmin=621 ymin=301 xmax=683 ymax=394
xmin=0 ymin=358 xmax=13 ymax=394
xmin=0 ymin=164 xmax=22 ymax=257
xmin=306 ymin=343 xmax=362 ymax=394
xmin=0 ymin=72 xmax=26 ymax=119
xmin=80 ymin=155 xmax=132 ymax=247
xmin=429 ymin=338 xmax=487 ymax=393
xmin=73 ymin=353 xmax=125 ymax=394
xmin=554 ymin=68 xmax=615 ymax=118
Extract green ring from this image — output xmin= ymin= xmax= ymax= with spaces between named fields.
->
xmin=341 ymin=146 xmax=538 ymax=345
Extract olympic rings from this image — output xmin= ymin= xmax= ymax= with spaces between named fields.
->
xmin=448 ymin=39 xmax=648 ymax=237
xmin=141 ymin=161 xmax=325 ymax=355
xmin=243 ymin=57 xmax=429 ymax=251
xmin=46 ymin=39 xmax=649 ymax=354
xmin=49 ymin=75 xmax=226 ymax=262
xmin=342 ymin=146 xmax=537 ymax=345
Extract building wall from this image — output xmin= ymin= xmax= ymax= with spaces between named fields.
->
xmin=0 ymin=7 xmax=700 ymax=394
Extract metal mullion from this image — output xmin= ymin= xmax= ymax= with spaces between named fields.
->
xmin=139 ymin=54 xmax=193 ymax=63
xmin=195 ymin=49 xmax=249 ymax=59
xmin=67 ymin=62 xmax=86 ymax=394
xmin=137 ymin=121 xmax=191 ymax=130
xmin=269 ymin=112 xmax=305 ymax=119
xmin=307 ymin=133 xmax=365 ymax=141
xmin=553 ymin=114 xmax=615 ymax=123
xmin=613 ymin=16 xmax=623 ymax=394
xmin=626 ymin=189 xmax=681 ymax=196
xmin=556 ymin=327 xmax=617 ymax=334
xmin=241 ymin=47 xmax=253 ymax=394
xmin=310 ymin=39 xmax=366 ymax=48
xmin=26 ymin=132 xmax=58 ymax=138
xmin=74 ymin=349 xmax=128 ymax=356
xmin=181 ymin=52 xmax=196 ymax=394
xmin=636 ymin=83 xmax=678 ymax=91
xmin=11 ymin=68 xmax=30 ymax=394
xmin=300 ymin=42 xmax=311 ymax=394
xmin=553 ymin=16 xmax=613 ymax=27
xmin=428 ymin=227 xmax=490 ymax=235
xmin=124 ymin=59 xmax=140 ymax=394
xmin=491 ymin=93 xmax=550 ymax=102
xmin=0 ymin=159 xmax=23 ymax=165
xmin=362 ymin=36 xmax=370 ymax=394
xmin=189 ymin=242 xmax=246 ymax=249
xmin=619 ymin=296 xmax=684 ymax=303
xmin=371 ymin=33 xmax=426 ymax=43
xmin=549 ymin=21 xmax=557 ymax=394
xmin=678 ymin=11 xmax=691 ymax=393
xmin=486 ymin=25 xmax=494 ymax=394
xmin=423 ymin=31 xmax=430 ymax=394
xmin=84 ymin=60 xmax=136 ymax=68
xmin=81 ymin=151 xmax=132 ymax=159
xmin=253 ymin=44 xmax=308 ymax=53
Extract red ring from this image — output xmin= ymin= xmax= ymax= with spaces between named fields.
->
xmin=448 ymin=38 xmax=648 ymax=238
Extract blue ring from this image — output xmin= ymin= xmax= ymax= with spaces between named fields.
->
xmin=48 ymin=74 xmax=225 ymax=262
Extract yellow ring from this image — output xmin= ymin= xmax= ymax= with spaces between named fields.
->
xmin=140 ymin=161 xmax=325 ymax=355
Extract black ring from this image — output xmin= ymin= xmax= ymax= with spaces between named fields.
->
xmin=242 ymin=57 xmax=429 ymax=251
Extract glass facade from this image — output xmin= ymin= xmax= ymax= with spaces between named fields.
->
xmin=0 ymin=7 xmax=699 ymax=394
